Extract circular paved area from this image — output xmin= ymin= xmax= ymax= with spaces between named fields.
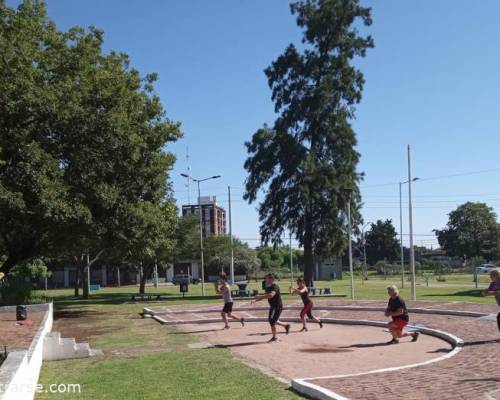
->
xmin=178 ymin=321 xmax=450 ymax=379
xmin=147 ymin=300 xmax=500 ymax=400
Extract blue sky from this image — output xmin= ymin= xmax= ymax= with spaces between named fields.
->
xmin=10 ymin=0 xmax=500 ymax=249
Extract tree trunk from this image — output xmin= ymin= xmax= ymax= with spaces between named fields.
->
xmin=139 ymin=268 xmax=146 ymax=294
xmin=74 ymin=265 xmax=81 ymax=297
xmin=303 ymin=211 xmax=314 ymax=287
xmin=82 ymin=265 xmax=89 ymax=299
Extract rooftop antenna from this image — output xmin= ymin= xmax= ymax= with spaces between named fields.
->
xmin=186 ymin=146 xmax=191 ymax=204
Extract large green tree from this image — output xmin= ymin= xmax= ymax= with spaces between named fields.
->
xmin=0 ymin=1 xmax=181 ymax=297
xmin=434 ymin=202 xmax=500 ymax=260
xmin=244 ymin=0 xmax=373 ymax=284
xmin=364 ymin=219 xmax=400 ymax=266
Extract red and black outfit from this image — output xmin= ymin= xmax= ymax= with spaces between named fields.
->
xmin=299 ymin=289 xmax=314 ymax=319
xmin=387 ymin=295 xmax=409 ymax=329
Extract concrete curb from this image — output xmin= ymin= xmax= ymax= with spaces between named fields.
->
xmin=146 ymin=304 xmax=489 ymax=318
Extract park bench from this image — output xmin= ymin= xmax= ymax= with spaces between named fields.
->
xmin=307 ymin=287 xmax=332 ymax=295
xmin=131 ymin=293 xmax=162 ymax=301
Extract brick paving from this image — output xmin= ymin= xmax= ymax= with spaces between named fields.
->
xmin=0 ymin=311 xmax=46 ymax=351
xmin=150 ymin=299 xmax=500 ymax=400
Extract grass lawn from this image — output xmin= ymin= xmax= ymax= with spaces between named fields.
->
xmin=35 ymin=289 xmax=301 ymax=400
xmin=34 ymin=273 xmax=495 ymax=399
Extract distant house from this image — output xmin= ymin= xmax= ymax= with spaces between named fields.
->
xmin=315 ymin=256 xmax=343 ymax=281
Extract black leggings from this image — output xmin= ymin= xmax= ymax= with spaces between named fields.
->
xmin=497 ymin=312 xmax=500 ymax=331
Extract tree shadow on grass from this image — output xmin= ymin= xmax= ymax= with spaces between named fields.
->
xmin=53 ymin=309 xmax=100 ymax=320
xmin=421 ymin=289 xmax=484 ymax=298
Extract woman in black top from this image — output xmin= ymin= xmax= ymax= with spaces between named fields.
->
xmin=290 ymin=277 xmax=323 ymax=332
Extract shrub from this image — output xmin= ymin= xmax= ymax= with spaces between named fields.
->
xmin=0 ymin=259 xmax=49 ymax=305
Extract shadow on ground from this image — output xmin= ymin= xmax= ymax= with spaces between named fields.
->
xmin=421 ymin=289 xmax=483 ymax=298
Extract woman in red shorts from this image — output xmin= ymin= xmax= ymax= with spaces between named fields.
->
xmin=290 ymin=277 xmax=323 ymax=332
xmin=385 ymin=285 xmax=419 ymax=344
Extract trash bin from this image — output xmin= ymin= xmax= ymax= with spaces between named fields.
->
xmin=16 ymin=305 xmax=27 ymax=321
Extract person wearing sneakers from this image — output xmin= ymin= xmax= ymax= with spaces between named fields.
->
xmin=251 ymin=273 xmax=290 ymax=342
xmin=384 ymin=285 xmax=419 ymax=344
xmin=482 ymin=268 xmax=500 ymax=332
xmin=216 ymin=273 xmax=244 ymax=329
xmin=289 ymin=277 xmax=323 ymax=332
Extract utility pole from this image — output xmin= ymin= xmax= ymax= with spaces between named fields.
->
xmin=407 ymin=145 xmax=416 ymax=301
xmin=181 ymin=173 xmax=221 ymax=296
xmin=289 ymin=232 xmax=293 ymax=282
xmin=347 ymin=198 xmax=354 ymax=300
xmin=228 ymin=186 xmax=235 ymax=284
xmin=399 ymin=182 xmax=405 ymax=289
xmin=154 ymin=259 xmax=158 ymax=288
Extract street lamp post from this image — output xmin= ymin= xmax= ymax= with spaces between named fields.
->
xmin=180 ymin=173 xmax=221 ymax=296
xmin=399 ymin=177 xmax=419 ymax=290
xmin=407 ymin=145 xmax=416 ymax=301
xmin=347 ymin=198 xmax=354 ymax=300
xmin=361 ymin=222 xmax=371 ymax=285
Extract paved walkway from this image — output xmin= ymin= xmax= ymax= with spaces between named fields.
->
xmin=149 ymin=300 xmax=500 ymax=400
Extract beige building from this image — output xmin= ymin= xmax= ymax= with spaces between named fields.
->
xmin=181 ymin=196 xmax=226 ymax=237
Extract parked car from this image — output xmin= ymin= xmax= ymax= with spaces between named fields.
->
xmin=171 ymin=274 xmax=201 ymax=285
xmin=475 ymin=264 xmax=499 ymax=274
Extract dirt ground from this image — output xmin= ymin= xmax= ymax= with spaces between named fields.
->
xmin=176 ymin=320 xmax=451 ymax=380
xmin=0 ymin=310 xmax=46 ymax=351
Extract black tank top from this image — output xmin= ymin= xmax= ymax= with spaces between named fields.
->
xmin=300 ymin=289 xmax=311 ymax=305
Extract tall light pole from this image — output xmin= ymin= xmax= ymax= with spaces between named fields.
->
xmin=181 ymin=173 xmax=221 ymax=296
xmin=228 ymin=186 xmax=235 ymax=284
xmin=407 ymin=145 xmax=416 ymax=301
xmin=289 ymin=231 xmax=293 ymax=282
xmin=361 ymin=222 xmax=371 ymax=284
xmin=399 ymin=177 xmax=419 ymax=290
xmin=347 ymin=197 xmax=354 ymax=300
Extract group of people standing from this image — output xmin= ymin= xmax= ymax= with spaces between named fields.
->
xmin=216 ymin=268 xmax=500 ymax=342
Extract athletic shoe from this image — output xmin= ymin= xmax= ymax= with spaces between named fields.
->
xmin=224 ymin=326 xmax=230 ymax=330
xmin=387 ymin=339 xmax=399 ymax=345
xmin=268 ymin=337 xmax=278 ymax=343
xmin=285 ymin=324 xmax=291 ymax=334
xmin=319 ymin=320 xmax=323 ymax=329
xmin=241 ymin=318 xmax=245 ymax=327
xmin=411 ymin=332 xmax=419 ymax=342
xmin=299 ymin=327 xmax=308 ymax=332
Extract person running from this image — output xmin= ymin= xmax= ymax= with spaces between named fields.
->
xmin=251 ymin=273 xmax=290 ymax=342
xmin=289 ymin=277 xmax=323 ymax=332
xmin=215 ymin=273 xmax=244 ymax=329
xmin=482 ymin=269 xmax=500 ymax=332
xmin=384 ymin=285 xmax=419 ymax=344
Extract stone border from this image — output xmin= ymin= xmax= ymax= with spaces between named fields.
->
xmin=147 ymin=306 xmax=465 ymax=400
xmin=145 ymin=305 xmax=489 ymax=319
xmin=0 ymin=303 xmax=53 ymax=400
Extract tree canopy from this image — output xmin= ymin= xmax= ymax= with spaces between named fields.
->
xmin=434 ymin=202 xmax=500 ymax=261
xmin=364 ymin=219 xmax=400 ymax=265
xmin=244 ymin=0 xmax=373 ymax=284
xmin=0 ymin=1 xmax=181 ymax=288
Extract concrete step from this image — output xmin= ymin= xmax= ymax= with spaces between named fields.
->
xmin=43 ymin=331 xmax=101 ymax=361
